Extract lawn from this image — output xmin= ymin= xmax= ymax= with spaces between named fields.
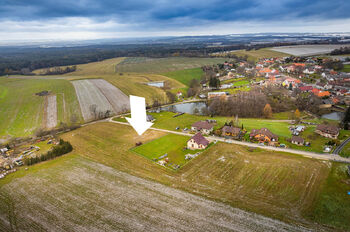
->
xmin=342 ymin=64 xmax=350 ymax=73
xmin=132 ymin=134 xmax=199 ymax=167
xmin=58 ymin=122 xmax=339 ymax=230
xmin=115 ymin=57 xmax=226 ymax=73
xmin=162 ymin=67 xmax=204 ymax=87
xmin=306 ymin=163 xmax=350 ymax=231
xmin=0 ymin=77 xmax=82 ymax=139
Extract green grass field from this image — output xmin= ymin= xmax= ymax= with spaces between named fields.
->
xmin=306 ymin=163 xmax=350 ymax=231
xmin=162 ymin=67 xmax=204 ymax=87
xmin=132 ymin=134 xmax=199 ymax=167
xmin=115 ymin=57 xmax=226 ymax=73
xmin=0 ymin=78 xmax=82 ymax=139
xmin=214 ymin=48 xmax=289 ymax=62
xmin=342 ymin=64 xmax=350 ymax=73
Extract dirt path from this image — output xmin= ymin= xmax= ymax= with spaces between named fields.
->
xmin=0 ymin=157 xmax=313 ymax=231
xmin=45 ymin=95 xmax=57 ymax=129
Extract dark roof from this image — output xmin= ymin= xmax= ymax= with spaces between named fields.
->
xmin=250 ymin=128 xmax=278 ymax=140
xmin=316 ymin=124 xmax=340 ymax=135
xmin=192 ymin=121 xmax=213 ymax=130
xmin=222 ymin=126 xmax=241 ymax=134
xmin=299 ymin=86 xmax=313 ymax=91
xmin=189 ymin=133 xmax=209 ymax=146
xmin=291 ymin=136 xmax=304 ymax=143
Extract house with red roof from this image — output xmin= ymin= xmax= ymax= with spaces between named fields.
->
xmin=299 ymin=86 xmax=313 ymax=92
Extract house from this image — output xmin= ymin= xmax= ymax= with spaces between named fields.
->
xmin=250 ymin=128 xmax=278 ymax=143
xmin=191 ymin=121 xmax=213 ymax=135
xmin=221 ymin=126 xmax=241 ymax=138
xmin=315 ymin=124 xmax=340 ymax=139
xmin=146 ymin=115 xmax=155 ymax=122
xmin=291 ymin=136 xmax=304 ymax=146
xmin=187 ymin=133 xmax=209 ymax=150
xmin=176 ymin=92 xmax=183 ymax=98
xmin=0 ymin=148 xmax=8 ymax=154
xmin=292 ymin=125 xmax=305 ymax=136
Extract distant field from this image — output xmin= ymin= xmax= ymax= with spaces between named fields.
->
xmin=162 ymin=67 xmax=204 ymax=87
xmin=115 ymin=57 xmax=226 ymax=73
xmin=215 ymin=48 xmax=288 ymax=62
xmin=58 ymin=122 xmax=337 ymax=230
xmin=0 ymin=78 xmax=82 ymax=139
xmin=33 ymin=57 xmax=125 ymax=76
xmin=271 ymin=44 xmax=350 ymax=56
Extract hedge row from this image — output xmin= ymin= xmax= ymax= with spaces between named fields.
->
xmin=25 ymin=139 xmax=73 ymax=166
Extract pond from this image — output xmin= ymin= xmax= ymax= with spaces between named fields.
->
xmin=160 ymin=102 xmax=208 ymax=115
xmin=321 ymin=112 xmax=344 ymax=121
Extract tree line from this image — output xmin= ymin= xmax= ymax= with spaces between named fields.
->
xmin=330 ymin=47 xmax=350 ymax=56
xmin=24 ymin=139 xmax=73 ymax=166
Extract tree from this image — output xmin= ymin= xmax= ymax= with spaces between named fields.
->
xmin=89 ymin=104 xmax=98 ymax=119
xmin=294 ymin=109 xmax=301 ymax=119
xmin=166 ymin=91 xmax=176 ymax=103
xmin=342 ymin=107 xmax=350 ymax=130
xmin=209 ymin=77 xmax=220 ymax=89
xmin=263 ymin=104 xmax=272 ymax=118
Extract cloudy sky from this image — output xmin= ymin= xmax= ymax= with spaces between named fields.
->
xmin=0 ymin=0 xmax=349 ymax=42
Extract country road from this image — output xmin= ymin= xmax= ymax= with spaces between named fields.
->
xmin=334 ymin=137 xmax=350 ymax=154
xmin=109 ymin=119 xmax=350 ymax=164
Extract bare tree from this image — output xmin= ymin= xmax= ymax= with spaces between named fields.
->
xmin=89 ymin=104 xmax=98 ymax=120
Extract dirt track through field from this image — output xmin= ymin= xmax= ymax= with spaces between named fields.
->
xmin=0 ymin=157 xmax=312 ymax=232
xmin=72 ymin=80 xmax=114 ymax=121
xmin=45 ymin=95 xmax=57 ymax=129
xmin=89 ymin=79 xmax=130 ymax=114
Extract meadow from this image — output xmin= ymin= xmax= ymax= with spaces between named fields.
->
xmin=270 ymin=44 xmax=350 ymax=56
xmin=214 ymin=48 xmax=288 ymax=62
xmin=58 ymin=122 xmax=343 ymax=230
xmin=162 ymin=67 xmax=204 ymax=87
xmin=0 ymin=77 xmax=82 ymax=139
xmin=342 ymin=64 xmax=350 ymax=73
xmin=115 ymin=57 xmax=226 ymax=73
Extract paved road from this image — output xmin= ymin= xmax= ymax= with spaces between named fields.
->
xmin=109 ymin=119 xmax=350 ymax=164
xmin=334 ymin=137 xmax=350 ymax=154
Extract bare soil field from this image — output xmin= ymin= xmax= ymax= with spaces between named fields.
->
xmin=72 ymin=80 xmax=114 ymax=121
xmin=0 ymin=155 xmax=312 ymax=232
xmin=270 ymin=44 xmax=350 ymax=56
xmin=89 ymin=79 xmax=130 ymax=113
xmin=45 ymin=95 xmax=57 ymax=129
xmin=60 ymin=122 xmax=334 ymax=231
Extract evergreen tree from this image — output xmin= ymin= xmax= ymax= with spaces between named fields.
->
xmin=342 ymin=107 xmax=350 ymax=130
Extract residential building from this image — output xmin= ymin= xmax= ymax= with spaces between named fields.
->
xmin=291 ymin=136 xmax=304 ymax=146
xmin=315 ymin=124 xmax=340 ymax=139
xmin=221 ymin=126 xmax=241 ymax=138
xmin=249 ymin=128 xmax=278 ymax=143
xmin=191 ymin=121 xmax=213 ymax=135
xmin=187 ymin=133 xmax=209 ymax=150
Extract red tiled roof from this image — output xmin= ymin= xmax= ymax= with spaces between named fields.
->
xmin=192 ymin=121 xmax=213 ymax=130
xmin=299 ymin=86 xmax=313 ymax=91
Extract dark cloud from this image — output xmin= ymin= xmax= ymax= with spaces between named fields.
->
xmin=0 ymin=0 xmax=349 ymax=28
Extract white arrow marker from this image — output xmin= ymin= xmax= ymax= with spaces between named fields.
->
xmin=126 ymin=95 xmax=153 ymax=135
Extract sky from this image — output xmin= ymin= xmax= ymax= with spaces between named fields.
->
xmin=0 ymin=0 xmax=350 ymax=42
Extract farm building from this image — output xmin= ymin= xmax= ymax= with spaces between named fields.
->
xmin=315 ymin=124 xmax=340 ymax=139
xmin=291 ymin=136 xmax=304 ymax=146
xmin=146 ymin=81 xmax=165 ymax=88
xmin=221 ymin=126 xmax=241 ymax=138
xmin=250 ymin=128 xmax=278 ymax=143
xmin=191 ymin=121 xmax=213 ymax=135
xmin=187 ymin=133 xmax=209 ymax=150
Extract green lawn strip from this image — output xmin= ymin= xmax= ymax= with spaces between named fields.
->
xmin=306 ymin=163 xmax=350 ymax=231
xmin=342 ymin=64 xmax=350 ymax=73
xmin=162 ymin=68 xmax=204 ymax=87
